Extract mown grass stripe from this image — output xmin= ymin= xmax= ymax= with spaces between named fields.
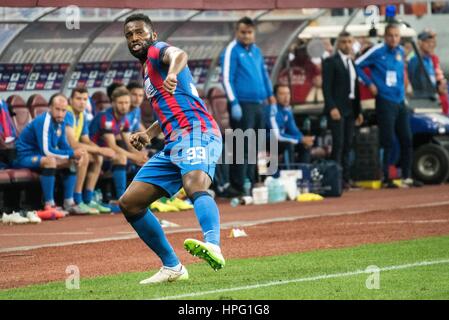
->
xmin=156 ymin=259 xmax=449 ymax=300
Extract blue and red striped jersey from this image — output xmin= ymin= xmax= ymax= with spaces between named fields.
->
xmin=89 ymin=107 xmax=130 ymax=147
xmin=143 ymin=41 xmax=220 ymax=142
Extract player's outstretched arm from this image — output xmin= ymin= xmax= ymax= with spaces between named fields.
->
xmin=162 ymin=47 xmax=188 ymax=94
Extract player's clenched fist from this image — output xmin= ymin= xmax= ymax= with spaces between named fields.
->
xmin=163 ymin=73 xmax=178 ymax=94
xmin=130 ymin=131 xmax=151 ymax=151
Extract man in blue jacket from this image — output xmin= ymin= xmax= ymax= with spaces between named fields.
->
xmin=355 ymin=23 xmax=421 ymax=188
xmin=221 ymin=16 xmax=276 ymax=193
xmin=266 ymin=84 xmax=314 ymax=166
xmin=14 ymin=94 xmax=88 ymax=214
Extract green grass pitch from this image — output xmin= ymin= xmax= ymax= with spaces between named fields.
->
xmin=1 ymin=235 xmax=449 ymax=300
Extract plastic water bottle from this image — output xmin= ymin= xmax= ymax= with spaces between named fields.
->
xmin=303 ymin=117 xmax=311 ymax=135
xmin=230 ymin=197 xmax=240 ymax=207
xmin=320 ymin=116 xmax=327 ymax=131
xmin=230 ymin=196 xmax=253 ymax=207
xmin=94 ymin=189 xmax=103 ymax=203
xmin=268 ymin=178 xmax=287 ymax=203
xmin=243 ymin=178 xmax=252 ymax=196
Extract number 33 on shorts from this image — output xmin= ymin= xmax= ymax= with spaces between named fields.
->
xmin=186 ymin=147 xmax=206 ymax=164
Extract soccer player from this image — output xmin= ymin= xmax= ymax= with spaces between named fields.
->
xmin=119 ymin=13 xmax=224 ymax=284
xmin=13 ymin=94 xmax=87 ymax=215
xmin=65 ymin=86 xmax=116 ymax=214
xmin=89 ymin=86 xmax=148 ymax=201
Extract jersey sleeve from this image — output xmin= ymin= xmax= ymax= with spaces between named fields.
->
xmin=148 ymin=41 xmax=170 ymax=64
xmin=122 ymin=118 xmax=130 ymax=133
xmin=355 ymin=46 xmax=379 ymax=86
xmin=64 ymin=112 xmax=75 ymax=128
xmin=258 ymin=47 xmax=274 ymax=99
xmin=36 ymin=115 xmax=74 ymax=159
xmin=99 ymin=114 xmax=114 ymax=135
xmin=221 ymin=42 xmax=240 ymax=106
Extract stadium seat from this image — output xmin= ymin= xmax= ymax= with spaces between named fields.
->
xmin=0 ymin=169 xmax=10 ymax=185
xmin=208 ymin=87 xmax=230 ymax=134
xmin=91 ymin=91 xmax=111 ymax=114
xmin=197 ymin=88 xmax=206 ymax=99
xmin=7 ymin=168 xmax=39 ymax=183
xmin=27 ymin=94 xmax=48 ymax=118
xmin=7 ymin=95 xmax=31 ymax=135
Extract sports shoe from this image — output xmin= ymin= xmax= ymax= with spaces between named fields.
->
xmin=401 ymin=178 xmax=424 ymax=188
xmin=139 ymin=265 xmax=189 ymax=284
xmin=166 ymin=198 xmax=193 ymax=210
xmin=2 ymin=212 xmax=30 ymax=225
xmin=381 ymin=178 xmax=398 ymax=189
xmin=150 ymin=200 xmax=180 ymax=212
xmin=78 ymin=202 xmax=100 ymax=215
xmin=44 ymin=205 xmax=68 ymax=217
xmin=36 ymin=209 xmax=59 ymax=220
xmin=64 ymin=204 xmax=90 ymax=215
xmin=26 ymin=211 xmax=42 ymax=224
xmin=184 ymin=238 xmax=225 ymax=271
xmin=86 ymin=200 xmax=111 ymax=214
xmin=104 ymin=201 xmax=122 ymax=214
xmin=159 ymin=219 xmax=180 ymax=228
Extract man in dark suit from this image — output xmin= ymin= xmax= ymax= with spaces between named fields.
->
xmin=322 ymin=31 xmax=363 ymax=189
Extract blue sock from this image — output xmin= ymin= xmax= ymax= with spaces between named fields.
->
xmin=84 ymin=189 xmax=94 ymax=204
xmin=112 ymin=165 xmax=127 ymax=199
xmin=63 ymin=170 xmax=76 ymax=202
xmin=40 ymin=169 xmax=55 ymax=204
xmin=126 ymin=209 xmax=179 ymax=267
xmin=192 ymin=191 xmax=221 ymax=246
xmin=74 ymin=192 xmax=83 ymax=205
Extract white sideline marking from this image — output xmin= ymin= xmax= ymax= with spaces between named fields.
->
xmin=156 ymin=259 xmax=449 ymax=300
xmin=0 ymin=232 xmax=93 ymax=237
xmin=2 ymin=200 xmax=449 ymax=253
xmin=338 ymin=219 xmax=449 ymax=226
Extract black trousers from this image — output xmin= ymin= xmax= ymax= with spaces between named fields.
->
xmin=375 ymin=97 xmax=412 ymax=180
xmin=329 ymin=111 xmax=355 ymax=183
xmin=230 ymin=102 xmax=265 ymax=190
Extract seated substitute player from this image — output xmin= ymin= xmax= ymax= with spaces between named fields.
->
xmin=126 ymin=81 xmax=146 ymax=133
xmin=89 ymin=86 xmax=148 ymax=201
xmin=65 ymin=86 xmax=116 ymax=214
xmin=119 ymin=13 xmax=224 ymax=284
xmin=13 ymin=94 xmax=87 ymax=216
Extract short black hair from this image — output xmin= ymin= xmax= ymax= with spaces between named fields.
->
xmin=385 ymin=22 xmax=400 ymax=35
xmin=124 ymin=13 xmax=154 ymax=31
xmin=338 ymin=31 xmax=352 ymax=38
xmin=70 ymin=86 xmax=88 ymax=98
xmin=236 ymin=16 xmax=255 ymax=29
xmin=273 ymin=84 xmax=289 ymax=96
xmin=127 ymin=81 xmax=144 ymax=91
xmin=49 ymin=93 xmax=67 ymax=106
xmin=106 ymin=82 xmax=125 ymax=101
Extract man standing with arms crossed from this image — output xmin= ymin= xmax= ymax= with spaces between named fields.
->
xmin=355 ymin=23 xmax=421 ymax=188
xmin=119 ymin=14 xmax=224 ymax=284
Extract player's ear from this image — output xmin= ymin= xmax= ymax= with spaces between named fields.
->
xmin=151 ymin=32 xmax=158 ymax=42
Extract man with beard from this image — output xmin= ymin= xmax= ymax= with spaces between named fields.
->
xmin=118 ymin=13 xmax=224 ymax=284
xmin=89 ymin=87 xmax=148 ymax=204
xmin=14 ymin=94 xmax=87 ymax=216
